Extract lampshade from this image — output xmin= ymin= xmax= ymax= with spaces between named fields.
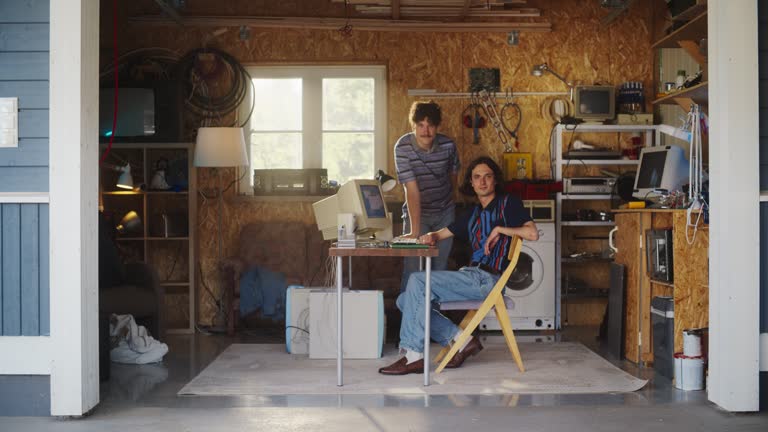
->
xmin=376 ymin=169 xmax=397 ymax=193
xmin=116 ymin=163 xmax=134 ymax=190
xmin=531 ymin=63 xmax=546 ymax=77
xmin=194 ymin=127 xmax=249 ymax=167
xmin=116 ymin=210 xmax=142 ymax=235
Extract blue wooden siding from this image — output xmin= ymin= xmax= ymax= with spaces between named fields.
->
xmin=0 ymin=0 xmax=50 ymax=337
xmin=0 ymin=203 xmax=49 ymax=336
xmin=0 ymin=0 xmax=49 ymax=193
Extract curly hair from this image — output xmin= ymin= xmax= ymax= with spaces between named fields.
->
xmin=459 ymin=156 xmax=505 ymax=197
xmin=409 ymin=101 xmax=442 ymax=127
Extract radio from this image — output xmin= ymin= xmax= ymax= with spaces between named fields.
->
xmin=563 ymin=177 xmax=616 ymax=195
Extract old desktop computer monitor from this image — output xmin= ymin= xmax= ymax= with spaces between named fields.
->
xmin=632 ymin=145 xmax=690 ymax=201
xmin=313 ymin=179 xmax=391 ymax=240
xmin=573 ymin=85 xmax=615 ymax=123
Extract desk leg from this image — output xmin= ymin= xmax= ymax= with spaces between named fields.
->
xmin=336 ymin=255 xmax=343 ymax=386
xmin=424 ymin=256 xmax=431 ymax=386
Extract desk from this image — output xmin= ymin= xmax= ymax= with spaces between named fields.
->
xmin=329 ymin=246 xmax=439 ymax=386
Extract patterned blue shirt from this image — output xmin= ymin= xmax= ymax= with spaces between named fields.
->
xmin=394 ymin=132 xmax=460 ymax=217
xmin=447 ymin=194 xmax=532 ymax=273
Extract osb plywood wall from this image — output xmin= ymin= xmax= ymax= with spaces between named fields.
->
xmin=107 ymin=0 xmax=657 ymax=325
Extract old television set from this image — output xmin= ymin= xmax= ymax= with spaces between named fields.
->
xmin=99 ymin=82 xmax=183 ymax=142
xmin=312 ymin=179 xmax=391 ymax=240
xmin=573 ymin=85 xmax=615 ymax=123
xmin=633 ymin=145 xmax=690 ymax=201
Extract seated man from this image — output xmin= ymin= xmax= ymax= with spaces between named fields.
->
xmin=379 ymin=156 xmax=539 ymax=375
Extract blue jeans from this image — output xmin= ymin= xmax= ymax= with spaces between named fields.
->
xmin=400 ymin=209 xmax=454 ymax=293
xmin=396 ymin=267 xmax=499 ymax=353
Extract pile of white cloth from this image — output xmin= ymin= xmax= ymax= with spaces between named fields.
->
xmin=109 ymin=314 xmax=168 ymax=364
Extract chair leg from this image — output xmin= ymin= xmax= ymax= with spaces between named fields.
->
xmin=434 ymin=310 xmax=476 ymax=364
xmin=494 ymin=297 xmax=525 ymax=372
xmin=436 ymin=291 xmax=501 ymax=374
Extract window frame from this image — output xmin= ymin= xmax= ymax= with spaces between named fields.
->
xmin=241 ymin=65 xmax=387 ymax=194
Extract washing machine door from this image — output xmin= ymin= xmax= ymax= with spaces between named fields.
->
xmin=504 ymin=244 xmax=544 ymax=298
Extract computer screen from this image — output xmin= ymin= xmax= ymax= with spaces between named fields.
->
xmin=573 ymin=85 xmax=615 ymax=123
xmin=312 ymin=179 xmax=391 ymax=240
xmin=632 ymin=145 xmax=690 ymax=201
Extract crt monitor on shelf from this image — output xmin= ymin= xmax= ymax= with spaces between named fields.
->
xmin=313 ymin=179 xmax=391 ymax=240
xmin=632 ymin=145 xmax=690 ymax=201
xmin=573 ymin=85 xmax=615 ymax=123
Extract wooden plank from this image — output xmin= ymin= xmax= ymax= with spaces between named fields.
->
xmin=0 ymin=167 xmax=49 ymax=192
xmin=130 ymin=15 xmax=552 ymax=33
xmin=672 ymin=212 xmax=709 ymax=353
xmin=39 ymin=203 xmax=49 ymax=335
xmin=391 ymin=0 xmax=400 ymax=19
xmin=614 ymin=212 xmax=640 ymax=363
xmin=18 ymin=109 xmax=49 ymax=138
xmin=0 ymin=0 xmax=49 ymax=22
xmin=20 ymin=204 xmax=39 ymax=335
xmin=639 ymin=212 xmax=653 ymax=364
xmin=0 ymin=52 xmax=48 ymax=80
xmin=0 ymin=23 xmax=49 ymax=51
xmin=2 ymin=204 xmax=21 ymax=335
xmin=651 ymin=11 xmax=707 ymax=49
xmin=0 ymin=138 xmax=48 ymax=167
xmin=0 ymin=81 xmax=49 ymax=109
xmin=677 ymin=40 xmax=706 ymax=66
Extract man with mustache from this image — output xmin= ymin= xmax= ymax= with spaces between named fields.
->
xmin=394 ymin=101 xmax=461 ymax=294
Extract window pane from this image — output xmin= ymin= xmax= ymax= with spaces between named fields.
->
xmin=251 ymin=79 xmax=302 ymax=130
xmin=251 ymin=132 xmax=302 ymax=169
xmin=323 ymin=78 xmax=374 ymax=131
xmin=323 ymin=132 xmax=373 ymax=184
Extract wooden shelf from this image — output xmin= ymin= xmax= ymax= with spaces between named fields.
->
xmin=558 ymin=159 xmax=639 ymax=165
xmin=561 ymin=257 xmax=614 ymax=263
xmin=103 ymin=190 xmax=189 ymax=195
xmin=650 ymin=279 xmax=675 ymax=289
xmin=652 ymin=81 xmax=708 ymax=107
xmin=652 ymin=11 xmax=707 ymax=49
xmin=671 ymin=2 xmax=707 ymax=22
xmin=561 ymin=221 xmax=616 ymax=227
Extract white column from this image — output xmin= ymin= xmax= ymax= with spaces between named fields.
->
xmin=49 ymin=0 xmax=100 ymax=415
xmin=707 ymin=0 xmax=760 ymax=412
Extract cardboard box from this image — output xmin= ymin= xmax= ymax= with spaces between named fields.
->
xmin=309 ymin=290 xmax=384 ymax=359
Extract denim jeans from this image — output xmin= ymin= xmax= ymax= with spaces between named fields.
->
xmin=396 ymin=267 xmax=499 ymax=353
xmin=400 ymin=209 xmax=454 ymax=293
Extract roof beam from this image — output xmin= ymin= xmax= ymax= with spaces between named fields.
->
xmin=392 ymin=0 xmax=400 ymax=19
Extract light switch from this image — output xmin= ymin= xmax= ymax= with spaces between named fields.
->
xmin=0 ymin=97 xmax=18 ymax=148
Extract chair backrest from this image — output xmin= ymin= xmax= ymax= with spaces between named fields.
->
xmin=492 ymin=235 xmax=523 ymax=292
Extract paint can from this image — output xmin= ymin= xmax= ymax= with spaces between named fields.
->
xmin=674 ymin=352 xmax=704 ymax=391
xmin=683 ymin=330 xmax=702 ymax=357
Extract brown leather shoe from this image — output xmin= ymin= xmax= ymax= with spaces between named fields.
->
xmin=378 ymin=357 xmax=424 ymax=375
xmin=445 ymin=336 xmax=483 ymax=369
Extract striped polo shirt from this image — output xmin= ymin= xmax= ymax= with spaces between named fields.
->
xmin=394 ymin=132 xmax=460 ymax=217
xmin=447 ymin=194 xmax=532 ymax=273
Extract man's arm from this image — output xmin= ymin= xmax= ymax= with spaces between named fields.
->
xmin=483 ymin=221 xmax=539 ymax=255
xmin=419 ymin=226 xmax=454 ymax=246
xmin=403 ymin=180 xmax=421 ymax=237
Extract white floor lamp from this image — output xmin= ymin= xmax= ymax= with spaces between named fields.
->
xmin=194 ymin=127 xmax=249 ymax=329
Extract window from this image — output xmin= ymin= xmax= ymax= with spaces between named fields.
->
xmin=244 ymin=65 xmax=387 ymax=192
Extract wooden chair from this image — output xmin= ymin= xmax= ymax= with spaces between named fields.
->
xmin=434 ymin=235 xmax=525 ymax=374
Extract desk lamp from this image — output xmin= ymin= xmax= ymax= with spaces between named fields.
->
xmin=531 ymin=63 xmax=573 ymax=99
xmin=376 ymin=169 xmax=397 ymax=193
xmin=194 ymin=127 xmax=249 ymax=327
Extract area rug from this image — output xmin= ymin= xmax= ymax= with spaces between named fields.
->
xmin=178 ymin=339 xmax=647 ymax=396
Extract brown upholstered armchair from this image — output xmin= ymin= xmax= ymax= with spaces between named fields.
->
xmin=221 ymin=222 xmax=330 ymax=335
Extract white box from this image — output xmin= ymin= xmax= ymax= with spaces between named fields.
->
xmin=309 ymin=290 xmax=384 ymax=359
xmin=285 ymin=286 xmax=313 ymax=354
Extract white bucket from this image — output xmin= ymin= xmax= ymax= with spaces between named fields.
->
xmin=683 ymin=330 xmax=702 ymax=357
xmin=674 ymin=353 xmax=704 ymax=391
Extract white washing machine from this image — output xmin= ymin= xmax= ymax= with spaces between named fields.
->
xmin=480 ymin=223 xmax=556 ymax=331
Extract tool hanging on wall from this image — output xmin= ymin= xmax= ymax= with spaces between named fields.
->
xmin=479 ymin=89 xmax=516 ymax=152
xmin=461 ymin=92 xmax=486 ymax=145
xmin=500 ymin=88 xmax=522 ymax=149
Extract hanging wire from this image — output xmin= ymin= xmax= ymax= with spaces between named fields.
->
xmin=338 ymin=0 xmax=353 ymax=37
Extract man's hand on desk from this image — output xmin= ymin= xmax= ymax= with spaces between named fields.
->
xmin=419 ymin=232 xmax=437 ymax=246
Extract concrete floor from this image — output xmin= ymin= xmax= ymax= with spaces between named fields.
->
xmin=1 ymin=326 xmax=766 ymax=431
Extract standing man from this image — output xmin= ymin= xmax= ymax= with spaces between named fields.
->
xmin=379 ymin=156 xmax=539 ymax=375
xmin=394 ymin=101 xmax=461 ymax=293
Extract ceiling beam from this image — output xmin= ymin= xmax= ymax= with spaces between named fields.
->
xmin=130 ymin=14 xmax=552 ymax=33
xmin=460 ymin=0 xmax=472 ymax=21
xmin=392 ymin=0 xmax=400 ymax=20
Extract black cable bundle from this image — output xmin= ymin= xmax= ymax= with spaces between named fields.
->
xmin=177 ymin=47 xmax=254 ymax=127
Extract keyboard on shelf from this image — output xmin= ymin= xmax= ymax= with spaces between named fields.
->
xmin=390 ymin=236 xmax=428 ymax=249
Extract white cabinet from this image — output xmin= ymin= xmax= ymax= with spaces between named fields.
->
xmin=554 ymin=124 xmax=658 ymax=329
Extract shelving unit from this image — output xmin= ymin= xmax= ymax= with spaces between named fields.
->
xmin=651 ymin=11 xmax=708 ymax=110
xmin=100 ymin=142 xmax=197 ymax=334
xmin=554 ymin=124 xmax=658 ymax=329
